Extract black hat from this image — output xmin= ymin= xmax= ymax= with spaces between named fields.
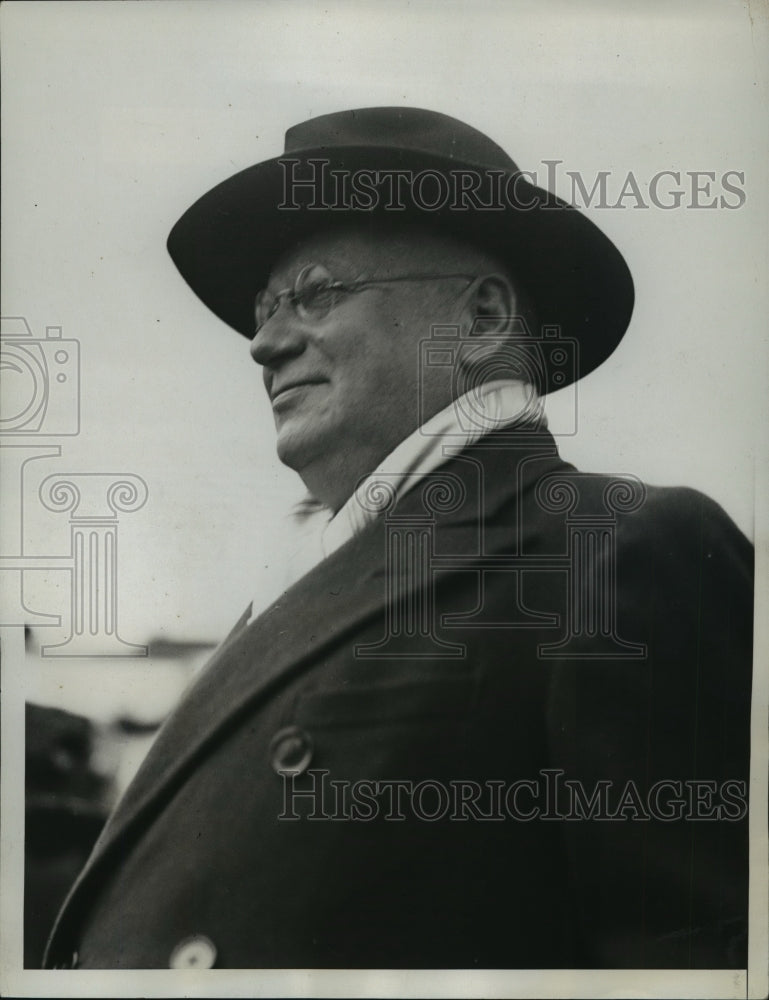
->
xmin=167 ymin=107 xmax=633 ymax=392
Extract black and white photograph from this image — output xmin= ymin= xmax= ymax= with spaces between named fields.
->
xmin=1 ymin=2 xmax=767 ymax=998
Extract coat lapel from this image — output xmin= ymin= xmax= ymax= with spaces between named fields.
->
xmin=103 ymin=520 xmax=393 ymax=830
xmin=46 ymin=430 xmax=566 ymax=958
xmin=46 ymin=516 xmax=395 ymax=955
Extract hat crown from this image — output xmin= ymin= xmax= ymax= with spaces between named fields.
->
xmin=284 ymin=107 xmax=518 ymax=172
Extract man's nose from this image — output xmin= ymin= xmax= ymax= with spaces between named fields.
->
xmin=249 ymin=307 xmax=306 ymax=366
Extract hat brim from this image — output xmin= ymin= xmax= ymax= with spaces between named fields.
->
xmin=167 ymin=146 xmax=634 ymax=394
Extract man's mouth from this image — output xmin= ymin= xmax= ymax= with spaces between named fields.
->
xmin=270 ymin=379 xmax=327 ymax=404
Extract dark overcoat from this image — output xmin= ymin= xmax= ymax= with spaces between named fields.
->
xmin=44 ymin=429 xmax=753 ymax=969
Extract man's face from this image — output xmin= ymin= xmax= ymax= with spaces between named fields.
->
xmin=250 ymin=227 xmax=463 ymax=478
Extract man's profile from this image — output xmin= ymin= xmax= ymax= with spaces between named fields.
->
xmin=43 ymin=107 xmax=753 ymax=971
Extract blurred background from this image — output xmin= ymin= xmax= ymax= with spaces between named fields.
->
xmin=2 ymin=0 xmax=767 ymax=969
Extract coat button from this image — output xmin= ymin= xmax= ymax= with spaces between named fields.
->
xmin=270 ymin=725 xmax=313 ymax=776
xmin=52 ymin=951 xmax=78 ymax=970
xmin=169 ymin=934 xmax=217 ymax=969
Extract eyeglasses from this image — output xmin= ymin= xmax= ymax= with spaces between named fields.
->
xmin=254 ymin=263 xmax=477 ymax=335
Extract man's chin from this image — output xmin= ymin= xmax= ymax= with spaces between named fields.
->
xmin=274 ymin=424 xmax=327 ymax=473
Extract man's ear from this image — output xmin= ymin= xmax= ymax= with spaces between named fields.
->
xmin=466 ymin=274 xmax=517 ymax=336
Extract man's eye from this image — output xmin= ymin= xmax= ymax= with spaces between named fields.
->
xmin=298 ymin=284 xmax=345 ymax=315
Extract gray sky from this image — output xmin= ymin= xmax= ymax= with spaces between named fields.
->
xmin=3 ymin=0 xmax=767 ymax=650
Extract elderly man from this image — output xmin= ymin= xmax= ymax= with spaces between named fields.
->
xmin=44 ymin=108 xmax=753 ymax=971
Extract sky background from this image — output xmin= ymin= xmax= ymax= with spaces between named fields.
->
xmin=2 ymin=0 xmax=767 ymax=695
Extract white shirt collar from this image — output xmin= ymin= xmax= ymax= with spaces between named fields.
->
xmin=248 ymin=379 xmax=542 ymax=623
xmin=323 ymin=378 xmax=542 ymax=557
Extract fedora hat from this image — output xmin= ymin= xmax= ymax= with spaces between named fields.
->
xmin=167 ymin=107 xmax=633 ymax=392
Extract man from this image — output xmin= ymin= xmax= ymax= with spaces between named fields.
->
xmin=44 ymin=108 xmax=753 ymax=970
